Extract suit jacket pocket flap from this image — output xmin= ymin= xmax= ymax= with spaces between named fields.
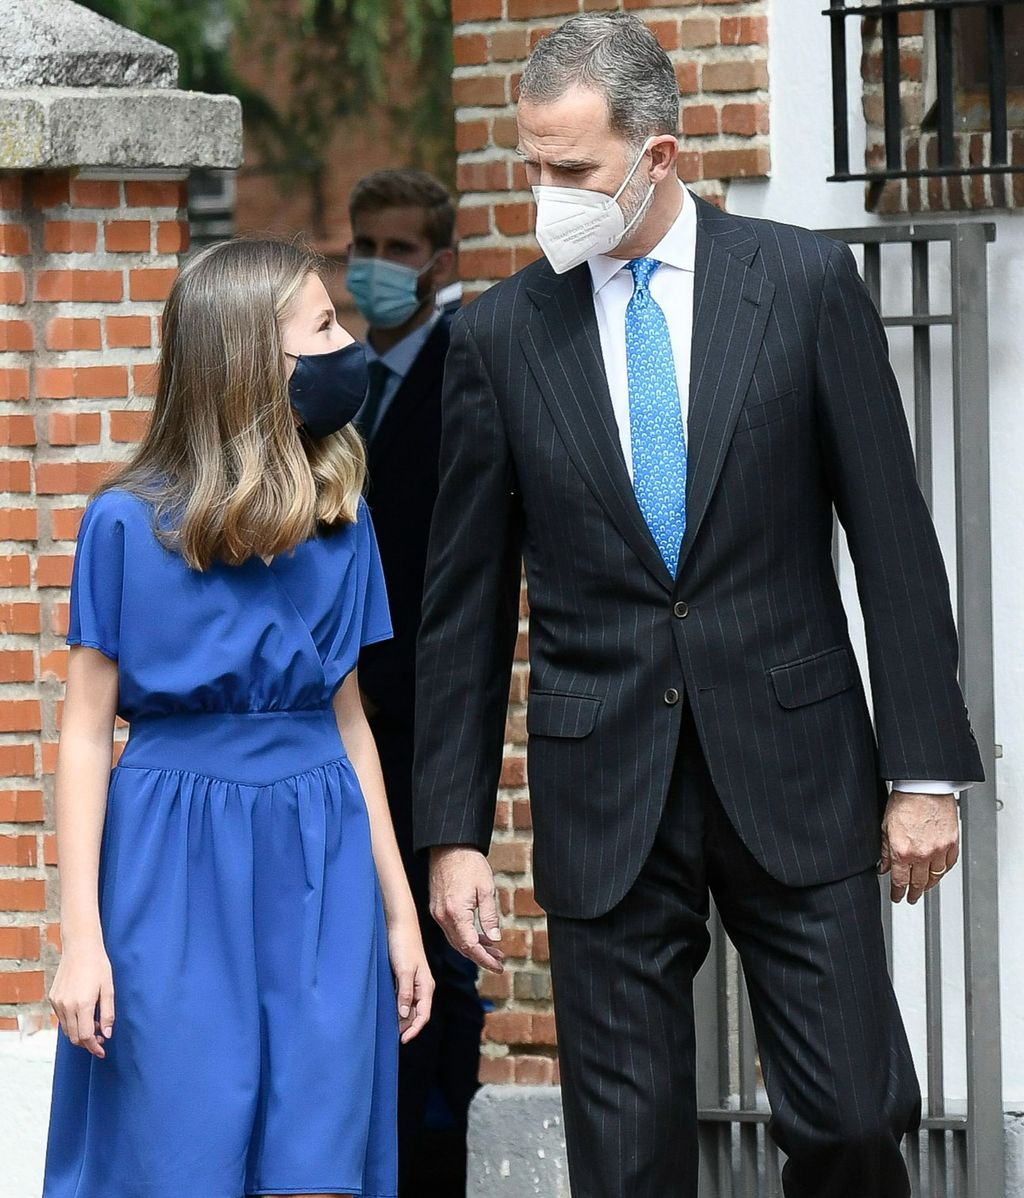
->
xmin=769 ymin=646 xmax=858 ymax=709
xmin=527 ymin=691 xmax=602 ymax=738
xmin=737 ymin=388 xmax=799 ymax=431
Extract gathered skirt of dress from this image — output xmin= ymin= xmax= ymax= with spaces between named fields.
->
xmin=43 ymin=708 xmax=399 ymax=1198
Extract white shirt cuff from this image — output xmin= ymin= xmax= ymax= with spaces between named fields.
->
xmin=891 ymin=780 xmax=973 ymax=796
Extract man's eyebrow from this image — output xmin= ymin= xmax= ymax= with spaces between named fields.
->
xmin=515 ymin=148 xmax=598 ymax=171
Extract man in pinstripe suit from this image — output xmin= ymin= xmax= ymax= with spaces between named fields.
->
xmin=413 ymin=14 xmax=985 ymax=1197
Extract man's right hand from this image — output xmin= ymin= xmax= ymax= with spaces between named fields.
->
xmin=429 ymin=846 xmax=505 ymax=974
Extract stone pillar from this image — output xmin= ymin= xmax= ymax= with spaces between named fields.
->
xmin=0 ymin=1 xmax=240 ymax=1187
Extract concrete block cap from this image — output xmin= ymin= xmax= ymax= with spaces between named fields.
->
xmin=0 ymin=0 xmax=242 ymax=171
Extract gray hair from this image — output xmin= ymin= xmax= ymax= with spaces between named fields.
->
xmin=519 ymin=13 xmax=680 ymax=145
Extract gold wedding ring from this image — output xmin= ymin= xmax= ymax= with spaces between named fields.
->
xmin=929 ymin=867 xmax=948 ymax=877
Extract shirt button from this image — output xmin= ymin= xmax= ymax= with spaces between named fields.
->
xmin=664 ymin=688 xmax=680 ymax=706
xmin=673 ymin=601 xmax=689 ymax=619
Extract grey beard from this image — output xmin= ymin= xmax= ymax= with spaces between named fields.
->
xmin=618 ymin=167 xmax=655 ymax=243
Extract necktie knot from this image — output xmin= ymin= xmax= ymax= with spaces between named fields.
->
xmin=628 ymin=257 xmax=661 ymax=293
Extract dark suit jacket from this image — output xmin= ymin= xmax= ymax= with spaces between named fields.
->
xmin=412 ymin=193 xmax=984 ymax=920
xmin=360 ymin=315 xmax=451 ymax=725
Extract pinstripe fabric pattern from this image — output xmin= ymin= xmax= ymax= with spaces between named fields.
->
xmin=412 ymin=191 xmax=984 ymax=920
xmin=547 ymin=707 xmax=920 ymax=1197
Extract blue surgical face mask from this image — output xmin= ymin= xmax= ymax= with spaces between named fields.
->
xmin=346 ymin=254 xmax=438 ymax=330
xmin=286 ymin=342 xmax=368 ymax=439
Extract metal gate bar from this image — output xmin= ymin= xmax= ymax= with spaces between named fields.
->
xmin=695 ymin=222 xmax=1002 ymax=1198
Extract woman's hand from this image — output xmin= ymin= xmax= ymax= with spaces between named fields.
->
xmin=388 ymin=920 xmax=434 ymax=1045
xmin=49 ymin=939 xmax=115 ymax=1059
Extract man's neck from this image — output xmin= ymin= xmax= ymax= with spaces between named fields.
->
xmin=367 ymin=297 xmax=436 ymax=357
xmin=610 ymin=178 xmax=685 ymax=262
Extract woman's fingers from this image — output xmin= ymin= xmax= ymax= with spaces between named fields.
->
xmin=76 ymin=1001 xmax=106 ymax=1058
xmin=396 ymin=969 xmax=415 ymax=1021
xmin=49 ymin=996 xmax=69 ymax=1042
xmin=400 ymin=967 xmax=435 ymax=1044
xmin=98 ymin=979 xmax=115 ymax=1040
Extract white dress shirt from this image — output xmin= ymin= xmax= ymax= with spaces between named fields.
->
xmin=589 ymin=183 xmax=696 ymax=479
xmin=586 ymin=183 xmax=962 ymax=798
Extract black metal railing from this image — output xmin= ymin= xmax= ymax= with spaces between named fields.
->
xmin=825 ymin=0 xmax=1024 ymax=182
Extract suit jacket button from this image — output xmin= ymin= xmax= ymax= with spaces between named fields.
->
xmin=673 ymin=601 xmax=689 ymax=618
xmin=664 ymin=688 xmax=680 ymax=706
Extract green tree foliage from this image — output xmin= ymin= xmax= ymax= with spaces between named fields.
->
xmin=80 ymin=0 xmax=455 ymax=204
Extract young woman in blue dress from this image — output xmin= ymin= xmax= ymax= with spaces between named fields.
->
xmin=42 ymin=239 xmax=435 ymax=1198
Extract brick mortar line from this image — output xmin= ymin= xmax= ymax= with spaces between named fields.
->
xmin=31 ymin=350 xmax=156 ymax=367
xmin=454 ymin=4 xmax=768 ymax=31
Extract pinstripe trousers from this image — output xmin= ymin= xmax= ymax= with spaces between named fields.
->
xmin=546 ymin=703 xmax=921 ymax=1198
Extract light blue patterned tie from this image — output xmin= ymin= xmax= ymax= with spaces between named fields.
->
xmin=626 ymin=257 xmax=687 ymax=573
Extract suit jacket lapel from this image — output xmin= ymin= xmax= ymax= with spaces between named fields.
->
xmin=517 ymin=195 xmax=775 ymax=591
xmin=677 ymin=196 xmax=775 ymax=579
xmin=520 ymin=263 xmax=674 ymax=591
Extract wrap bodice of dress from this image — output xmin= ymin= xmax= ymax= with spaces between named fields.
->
xmin=67 ymin=489 xmax=392 ymax=721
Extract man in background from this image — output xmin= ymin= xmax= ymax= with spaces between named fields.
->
xmin=349 ymin=169 xmax=483 ymax=1198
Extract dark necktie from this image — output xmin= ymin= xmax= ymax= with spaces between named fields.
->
xmin=358 ymin=360 xmax=393 ymax=440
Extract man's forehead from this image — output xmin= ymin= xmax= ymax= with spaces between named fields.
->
xmin=517 ymin=88 xmax=614 ymax=151
xmin=351 ymin=205 xmax=431 ymax=241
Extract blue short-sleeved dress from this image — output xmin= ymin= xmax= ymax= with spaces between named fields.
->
xmin=43 ymin=489 xmax=399 ymax=1198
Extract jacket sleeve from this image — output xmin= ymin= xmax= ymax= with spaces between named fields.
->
xmin=413 ymin=310 xmax=524 ymax=854
xmin=814 ymin=239 xmax=984 ymax=784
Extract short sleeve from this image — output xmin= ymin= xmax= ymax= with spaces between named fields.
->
xmin=358 ymin=501 xmax=393 ymax=649
xmin=66 ymin=495 xmax=126 ymax=661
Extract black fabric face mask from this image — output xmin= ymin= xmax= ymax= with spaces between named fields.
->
xmin=287 ymin=342 xmax=369 ymax=439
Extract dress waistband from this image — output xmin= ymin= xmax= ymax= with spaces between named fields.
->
xmin=119 ymin=708 xmax=347 ymax=786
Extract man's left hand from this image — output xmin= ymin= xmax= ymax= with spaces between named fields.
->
xmin=880 ymin=791 xmax=959 ymax=905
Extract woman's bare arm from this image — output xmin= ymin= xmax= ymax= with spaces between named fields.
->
xmin=333 ymin=670 xmax=433 ymax=1042
xmin=49 ymin=646 xmax=118 ymax=1057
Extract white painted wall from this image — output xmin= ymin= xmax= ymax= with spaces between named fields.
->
xmin=0 ymin=1030 xmax=55 ymax=1197
xmin=727 ymin=0 xmax=1024 ymax=1108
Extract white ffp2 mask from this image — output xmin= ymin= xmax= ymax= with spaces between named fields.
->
xmin=532 ymin=138 xmax=656 ymax=275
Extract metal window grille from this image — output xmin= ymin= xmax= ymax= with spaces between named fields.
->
xmin=826 ymin=0 xmax=1024 ymax=182
xmin=188 ymin=167 xmax=237 ymax=249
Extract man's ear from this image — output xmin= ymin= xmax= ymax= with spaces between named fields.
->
xmin=431 ymin=247 xmax=458 ymax=289
xmin=648 ymin=135 xmax=680 ymax=185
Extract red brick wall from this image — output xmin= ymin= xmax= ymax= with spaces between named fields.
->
xmin=453 ymin=0 xmax=770 ymax=301
xmin=452 ymin=0 xmax=769 ymax=1084
xmin=862 ymin=11 xmax=1024 ymax=212
xmin=0 ymin=170 xmax=184 ymax=1030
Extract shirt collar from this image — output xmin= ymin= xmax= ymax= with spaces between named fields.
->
xmin=588 ymin=182 xmax=697 ymax=296
xmin=363 ymin=309 xmax=441 ymax=380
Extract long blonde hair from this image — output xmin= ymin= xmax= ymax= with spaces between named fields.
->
xmin=99 ymin=238 xmax=366 ymax=571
